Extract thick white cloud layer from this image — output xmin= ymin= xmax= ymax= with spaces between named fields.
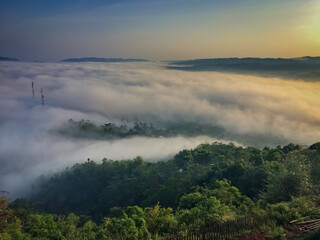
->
xmin=0 ymin=61 xmax=319 ymax=197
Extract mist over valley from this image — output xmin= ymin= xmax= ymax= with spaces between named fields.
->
xmin=1 ymin=60 xmax=319 ymax=197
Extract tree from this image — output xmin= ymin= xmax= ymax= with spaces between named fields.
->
xmin=177 ymin=196 xmax=233 ymax=231
xmin=263 ymin=157 xmax=311 ymax=203
xmin=0 ymin=191 xmax=12 ymax=233
xmin=145 ymin=203 xmax=178 ymax=238
xmin=24 ymin=214 xmax=62 ymax=239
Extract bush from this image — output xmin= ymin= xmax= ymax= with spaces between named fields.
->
xmin=303 ymin=228 xmax=320 ymax=240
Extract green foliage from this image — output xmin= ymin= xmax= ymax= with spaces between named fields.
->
xmin=177 ymin=196 xmax=234 ymax=231
xmin=1 ymin=220 xmax=24 ymax=240
xmin=2 ymin=142 xmax=320 ymax=239
xmin=266 ymin=197 xmax=320 ymax=225
xmin=0 ymin=191 xmax=14 ymax=236
xmin=145 ymin=203 xmax=178 ymax=238
xmin=175 ymin=180 xmax=256 ymax=231
xmin=30 ymin=142 xmax=320 ymax=218
xmin=99 ymin=212 xmax=150 ymax=240
xmin=57 ymin=213 xmax=80 ymax=239
xmin=24 ymin=214 xmax=62 ymax=239
xmin=303 ymin=227 xmax=320 ymax=240
xmin=268 ymin=224 xmax=286 ymax=240
xmin=309 ymin=142 xmax=320 ymax=152
xmin=263 ymin=151 xmax=312 ymax=203
xmin=179 ymin=180 xmax=254 ymax=214
xmin=77 ymin=220 xmax=97 ymax=240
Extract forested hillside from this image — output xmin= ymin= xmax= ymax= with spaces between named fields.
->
xmin=1 ymin=142 xmax=320 ymax=239
xmin=57 ymin=119 xmax=224 ymax=140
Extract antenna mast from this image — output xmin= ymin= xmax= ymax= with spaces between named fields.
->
xmin=32 ymin=82 xmax=35 ymax=97
xmin=41 ymin=88 xmax=45 ymax=105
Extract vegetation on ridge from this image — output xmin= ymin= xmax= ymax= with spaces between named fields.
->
xmin=1 ymin=142 xmax=320 ymax=239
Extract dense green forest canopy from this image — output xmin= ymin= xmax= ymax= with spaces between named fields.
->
xmin=1 ymin=142 xmax=320 ymax=239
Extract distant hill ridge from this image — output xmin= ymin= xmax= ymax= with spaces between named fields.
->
xmin=170 ymin=56 xmax=320 ymax=66
xmin=168 ymin=56 xmax=320 ymax=81
xmin=62 ymin=57 xmax=149 ymax=62
xmin=0 ymin=56 xmax=19 ymax=61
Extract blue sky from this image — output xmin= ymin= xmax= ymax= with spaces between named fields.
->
xmin=1 ymin=0 xmax=319 ymax=61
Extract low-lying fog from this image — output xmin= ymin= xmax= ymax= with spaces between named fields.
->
xmin=0 ymin=61 xmax=319 ymax=197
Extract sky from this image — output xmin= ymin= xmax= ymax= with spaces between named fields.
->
xmin=1 ymin=0 xmax=320 ymax=61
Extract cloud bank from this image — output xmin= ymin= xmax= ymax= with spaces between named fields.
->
xmin=0 ymin=61 xmax=319 ymax=197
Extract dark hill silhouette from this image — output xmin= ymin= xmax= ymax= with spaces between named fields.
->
xmin=62 ymin=57 xmax=149 ymax=62
xmin=0 ymin=56 xmax=19 ymax=61
xmin=168 ymin=56 xmax=320 ymax=81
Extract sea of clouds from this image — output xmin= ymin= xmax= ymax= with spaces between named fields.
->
xmin=0 ymin=61 xmax=319 ymax=197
